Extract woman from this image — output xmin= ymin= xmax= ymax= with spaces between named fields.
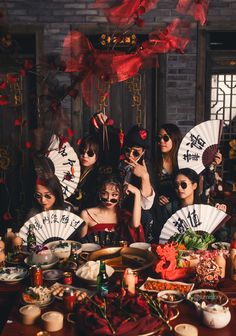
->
xmin=154 ymin=123 xmax=182 ymax=234
xmin=68 ymin=135 xmax=100 ymax=213
xmin=26 ymin=174 xmax=73 ymax=219
xmin=79 ymin=176 xmax=144 ymax=245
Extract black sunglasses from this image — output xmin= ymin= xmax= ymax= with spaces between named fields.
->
xmin=174 ymin=181 xmax=188 ymax=190
xmin=34 ymin=192 xmax=53 ymax=199
xmin=124 ymin=147 xmax=141 ymax=158
xmin=80 ymin=149 xmax=95 ymax=157
xmin=100 ymin=197 xmax=119 ymax=204
xmin=157 ymin=134 xmax=170 ymax=143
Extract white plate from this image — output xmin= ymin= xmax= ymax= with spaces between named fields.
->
xmin=0 ymin=267 xmax=28 ymax=283
xmin=129 ymin=242 xmax=151 ymax=250
xmin=211 ymin=242 xmax=230 ymax=250
xmin=42 ymin=269 xmax=64 ymax=281
xmin=139 ymin=277 xmax=194 ymax=295
xmin=49 ymin=282 xmax=94 ymax=300
xmin=24 ymin=256 xmax=59 ymax=270
xmin=81 ymin=243 xmax=101 ymax=252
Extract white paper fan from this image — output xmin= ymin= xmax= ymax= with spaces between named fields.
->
xmin=19 ymin=210 xmax=84 ymax=245
xmin=159 ymin=204 xmax=230 ymax=243
xmin=47 ymin=135 xmax=81 ymax=199
xmin=178 ymin=120 xmax=223 ymax=174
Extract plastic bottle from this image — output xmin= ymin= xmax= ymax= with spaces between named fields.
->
xmin=215 ymin=251 xmax=226 ymax=279
xmin=97 ymin=260 xmax=109 ymax=297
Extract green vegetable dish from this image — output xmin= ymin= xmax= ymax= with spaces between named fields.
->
xmin=169 ymin=229 xmax=215 ymax=250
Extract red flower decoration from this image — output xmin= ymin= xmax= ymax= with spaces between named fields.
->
xmin=19 ymin=69 xmax=26 ymax=77
xmin=0 ymin=95 xmax=8 ymax=105
xmin=105 ymin=118 xmax=114 ymax=126
xmin=7 ymin=74 xmax=17 ymax=84
xmin=0 ymin=80 xmax=7 ymax=90
xmin=3 ymin=212 xmax=12 ymax=221
xmin=67 ymin=128 xmax=74 ymax=138
xmin=25 ymin=141 xmax=32 ymax=149
xmin=139 ymin=130 xmax=147 ymax=140
xmin=24 ymin=59 xmax=33 ymax=70
xmin=14 ymin=119 xmax=21 ymax=126
xmin=135 ymin=17 xmax=145 ymax=27
xmin=176 ymin=0 xmax=210 ymax=26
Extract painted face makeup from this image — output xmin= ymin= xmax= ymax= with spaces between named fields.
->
xmin=99 ymin=183 xmax=120 ymax=208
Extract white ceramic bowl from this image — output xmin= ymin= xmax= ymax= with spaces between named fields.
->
xmin=41 ymin=311 xmax=63 ymax=332
xmin=157 ymin=290 xmax=184 ymax=305
xmin=129 ymin=242 xmax=151 ymax=250
xmin=46 ymin=240 xmax=82 ymax=259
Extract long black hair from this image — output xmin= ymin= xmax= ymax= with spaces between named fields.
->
xmin=156 ymin=123 xmax=182 ymax=180
xmin=174 ymin=168 xmax=201 ymax=204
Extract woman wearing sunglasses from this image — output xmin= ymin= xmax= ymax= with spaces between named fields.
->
xmin=163 ymin=168 xmax=226 ymax=221
xmin=68 ymin=135 xmax=101 ymax=213
xmin=79 ymin=176 xmax=145 ymax=245
xmin=26 ymin=173 xmax=73 ymax=220
xmin=154 ymin=123 xmax=183 ymax=234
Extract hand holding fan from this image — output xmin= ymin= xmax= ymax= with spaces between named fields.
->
xmin=19 ymin=210 xmax=84 ymax=245
xmin=178 ymin=120 xmax=223 ymax=174
xmin=159 ymin=204 xmax=230 ymax=243
xmin=47 ymin=135 xmax=81 ymax=199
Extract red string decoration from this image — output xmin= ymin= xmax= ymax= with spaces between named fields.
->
xmin=176 ymin=0 xmax=210 ymax=26
xmin=141 ymin=19 xmax=190 ymax=56
xmin=95 ymin=0 xmax=159 ymax=26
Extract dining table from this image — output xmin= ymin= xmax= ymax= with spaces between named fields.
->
xmin=0 ymin=271 xmax=236 ymax=336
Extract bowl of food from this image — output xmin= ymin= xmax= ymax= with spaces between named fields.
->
xmin=31 ymin=248 xmax=54 ymax=265
xmin=46 ymin=240 xmax=82 ymax=259
xmin=187 ymin=289 xmax=229 ymax=313
xmin=157 ymin=290 xmax=184 ymax=306
xmin=76 ymin=260 xmax=115 ymax=286
xmin=22 ymin=286 xmax=53 ymax=307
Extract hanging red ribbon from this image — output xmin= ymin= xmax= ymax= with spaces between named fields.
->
xmin=140 ymin=19 xmax=190 ymax=56
xmin=95 ymin=0 xmax=159 ymax=26
xmin=176 ymin=0 xmax=210 ymax=26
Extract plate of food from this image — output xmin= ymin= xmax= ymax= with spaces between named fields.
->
xmin=49 ymin=282 xmax=94 ymax=300
xmin=211 ymin=242 xmax=230 ymax=251
xmin=42 ymin=269 xmax=64 ymax=281
xmin=157 ymin=290 xmax=184 ymax=305
xmin=76 ymin=260 xmax=115 ymax=286
xmin=24 ymin=255 xmax=59 ymax=270
xmin=46 ymin=240 xmax=82 ymax=259
xmin=139 ymin=277 xmax=194 ymax=295
xmin=0 ymin=267 xmax=28 ymax=284
xmin=187 ymin=289 xmax=229 ymax=310
xmin=22 ymin=286 xmax=54 ymax=307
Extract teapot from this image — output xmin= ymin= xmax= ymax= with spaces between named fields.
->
xmin=202 ymin=304 xmax=231 ymax=329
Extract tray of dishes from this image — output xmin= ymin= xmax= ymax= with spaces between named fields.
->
xmin=139 ymin=277 xmax=194 ymax=295
xmin=49 ymin=282 xmax=94 ymax=300
xmin=0 ymin=267 xmax=28 ymax=284
xmin=22 ymin=286 xmax=54 ymax=307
